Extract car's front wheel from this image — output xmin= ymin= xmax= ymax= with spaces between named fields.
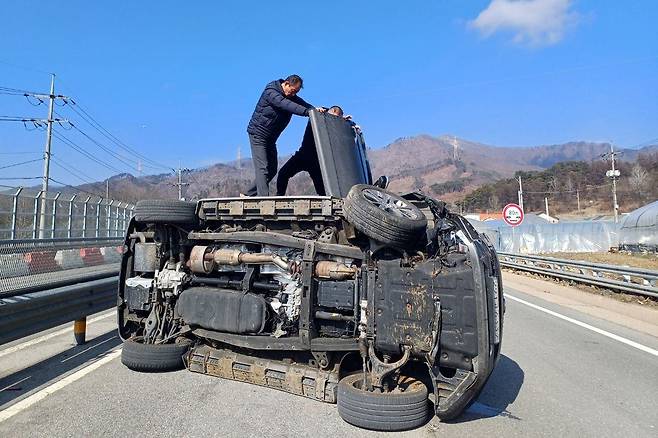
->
xmin=121 ymin=337 xmax=192 ymax=372
xmin=337 ymin=373 xmax=430 ymax=431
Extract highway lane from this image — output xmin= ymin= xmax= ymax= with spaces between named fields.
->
xmin=0 ymin=281 xmax=657 ymax=437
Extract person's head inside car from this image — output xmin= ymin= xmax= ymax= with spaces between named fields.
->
xmin=328 ymin=105 xmax=343 ymax=117
xmin=281 ymin=74 xmax=303 ymax=97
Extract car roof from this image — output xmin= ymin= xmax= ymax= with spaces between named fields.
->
xmin=310 ymin=111 xmax=372 ymax=197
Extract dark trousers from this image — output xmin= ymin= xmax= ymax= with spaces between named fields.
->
xmin=246 ymin=134 xmax=278 ymax=196
xmin=276 ymin=151 xmax=325 ymax=196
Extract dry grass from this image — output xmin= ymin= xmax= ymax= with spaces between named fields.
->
xmin=540 ymin=251 xmax=658 ymax=270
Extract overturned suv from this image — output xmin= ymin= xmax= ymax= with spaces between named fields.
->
xmin=118 ymin=112 xmax=504 ymax=431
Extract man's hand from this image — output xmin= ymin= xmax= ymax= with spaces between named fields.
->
xmin=343 ymin=114 xmax=353 ymax=121
xmin=316 ymin=107 xmax=327 ymax=113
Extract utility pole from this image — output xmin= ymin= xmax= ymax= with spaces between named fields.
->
xmin=576 ymin=189 xmax=581 ymax=212
xmin=452 ymin=136 xmax=460 ymax=161
xmin=38 ymin=74 xmax=56 ymax=238
xmin=170 ymin=166 xmax=190 ymax=200
xmin=545 ymin=197 xmax=549 ymax=217
xmin=106 ymin=179 xmax=110 ymax=199
xmin=517 ymin=175 xmax=524 ymax=212
xmin=603 ymin=144 xmax=621 ymax=223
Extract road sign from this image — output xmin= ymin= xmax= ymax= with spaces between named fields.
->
xmin=503 ymin=203 xmax=524 ymax=227
xmin=606 ymin=169 xmax=620 ymax=178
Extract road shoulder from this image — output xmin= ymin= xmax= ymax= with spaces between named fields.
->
xmin=502 ymin=271 xmax=658 ymax=338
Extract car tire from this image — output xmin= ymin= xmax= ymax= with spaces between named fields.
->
xmin=343 ymin=185 xmax=427 ymax=248
xmin=337 ymin=374 xmax=429 ymax=431
xmin=121 ymin=337 xmax=191 ymax=372
xmin=133 ymin=199 xmax=197 ymax=224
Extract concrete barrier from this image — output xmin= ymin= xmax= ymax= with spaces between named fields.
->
xmin=55 ymin=249 xmax=85 ymax=270
xmin=24 ymin=251 xmax=60 ymax=274
xmin=0 ymin=254 xmax=30 ymax=278
xmin=100 ymin=246 xmax=123 ymax=263
xmin=80 ymin=247 xmax=104 ymax=267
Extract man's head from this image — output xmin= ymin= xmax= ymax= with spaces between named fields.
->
xmin=328 ymin=105 xmax=344 ymax=117
xmin=281 ymin=74 xmax=303 ymax=97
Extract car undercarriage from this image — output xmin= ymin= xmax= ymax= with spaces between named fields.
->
xmin=117 ymin=112 xmax=504 ymax=431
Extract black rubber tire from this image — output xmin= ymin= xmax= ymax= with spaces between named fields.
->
xmin=343 ymin=185 xmax=427 ymax=248
xmin=134 ymin=199 xmax=197 ymax=224
xmin=121 ymin=337 xmax=191 ymax=372
xmin=337 ymin=374 xmax=430 ymax=431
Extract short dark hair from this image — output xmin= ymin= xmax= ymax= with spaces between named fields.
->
xmin=284 ymin=74 xmax=303 ymax=89
xmin=329 ymin=105 xmax=343 ymax=116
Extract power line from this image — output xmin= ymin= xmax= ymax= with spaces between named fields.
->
xmin=0 ymin=85 xmax=43 ymax=95
xmin=50 ymin=156 xmax=96 ymax=184
xmin=0 ymin=183 xmax=24 ymax=189
xmin=0 ymin=151 xmax=42 ymax=155
xmin=0 ymin=116 xmax=67 ymax=125
xmin=67 ymin=121 xmax=143 ymax=170
xmin=65 ymin=99 xmax=172 ymax=171
xmin=0 ymin=176 xmax=41 ymax=181
xmin=48 ymin=177 xmax=104 ymax=198
xmin=0 ymin=158 xmax=42 ymax=170
xmin=52 ymin=129 xmax=126 ymax=175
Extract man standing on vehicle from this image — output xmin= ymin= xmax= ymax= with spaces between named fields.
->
xmin=276 ymin=105 xmax=344 ymax=196
xmin=245 ymin=75 xmax=324 ymax=196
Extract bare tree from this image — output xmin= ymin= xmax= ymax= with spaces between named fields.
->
xmin=629 ymin=164 xmax=649 ymax=201
xmin=548 ymin=176 xmax=560 ymax=194
xmin=564 ymin=176 xmax=574 ymax=193
xmin=488 ymin=193 xmax=499 ymax=211
xmin=564 ymin=176 xmax=575 ymax=208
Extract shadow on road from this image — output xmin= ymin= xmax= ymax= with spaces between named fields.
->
xmin=0 ymin=329 xmax=121 ymax=408
xmin=448 ymin=354 xmax=525 ymax=423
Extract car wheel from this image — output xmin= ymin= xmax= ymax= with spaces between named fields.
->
xmin=133 ymin=199 xmax=197 ymax=224
xmin=343 ymin=185 xmax=427 ymax=248
xmin=121 ymin=337 xmax=192 ymax=372
xmin=337 ymin=373 xmax=429 ymax=431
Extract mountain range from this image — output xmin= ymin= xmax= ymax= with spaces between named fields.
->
xmin=10 ymin=135 xmax=658 ymax=205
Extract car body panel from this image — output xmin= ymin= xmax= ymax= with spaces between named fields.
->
xmin=310 ymin=111 xmax=372 ymax=197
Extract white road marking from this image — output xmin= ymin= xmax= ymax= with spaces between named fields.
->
xmin=0 ymin=311 xmax=115 ymax=359
xmin=60 ymin=336 xmax=118 ymax=363
xmin=506 ymin=294 xmax=658 ymax=357
xmin=0 ymin=376 xmax=31 ymax=393
xmin=0 ymin=348 xmax=122 ymax=423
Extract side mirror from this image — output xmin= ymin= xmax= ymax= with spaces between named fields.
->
xmin=373 ymin=175 xmax=389 ymax=189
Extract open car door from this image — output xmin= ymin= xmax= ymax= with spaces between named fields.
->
xmin=310 ymin=111 xmax=372 ymax=197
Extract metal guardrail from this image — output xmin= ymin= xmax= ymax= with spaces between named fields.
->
xmin=498 ymin=252 xmax=658 ymax=298
xmin=0 ymin=236 xmax=123 ymax=346
xmin=0 ymin=276 xmax=118 ymax=346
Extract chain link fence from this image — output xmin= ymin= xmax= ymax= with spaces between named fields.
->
xmin=0 ymin=237 xmax=123 ymax=298
xmin=0 ymin=188 xmax=134 ymax=240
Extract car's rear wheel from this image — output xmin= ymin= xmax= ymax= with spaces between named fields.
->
xmin=134 ymin=199 xmax=197 ymax=224
xmin=121 ymin=337 xmax=191 ymax=372
xmin=343 ymin=185 xmax=427 ymax=248
xmin=337 ymin=373 xmax=429 ymax=431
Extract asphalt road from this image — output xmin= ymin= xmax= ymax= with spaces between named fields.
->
xmin=1 ymin=277 xmax=657 ymax=437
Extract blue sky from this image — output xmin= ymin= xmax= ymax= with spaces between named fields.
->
xmin=1 ymin=0 xmax=657 ymax=185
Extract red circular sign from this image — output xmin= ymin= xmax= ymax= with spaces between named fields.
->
xmin=502 ymin=203 xmax=524 ymax=226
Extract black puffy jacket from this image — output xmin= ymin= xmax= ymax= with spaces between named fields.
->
xmin=247 ymin=79 xmax=313 ymax=140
